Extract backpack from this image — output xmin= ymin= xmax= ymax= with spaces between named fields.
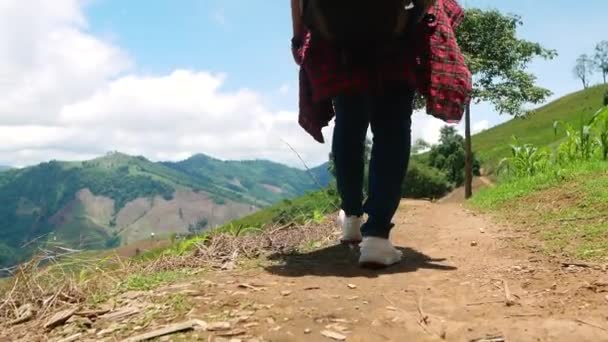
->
xmin=300 ymin=0 xmax=436 ymax=49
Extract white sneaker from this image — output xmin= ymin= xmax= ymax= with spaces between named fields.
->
xmin=358 ymin=237 xmax=403 ymax=269
xmin=337 ymin=210 xmax=363 ymax=244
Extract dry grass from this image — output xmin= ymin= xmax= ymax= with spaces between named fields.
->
xmin=0 ymin=215 xmax=337 ymax=328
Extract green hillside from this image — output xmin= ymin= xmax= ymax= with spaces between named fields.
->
xmin=0 ymin=166 xmax=11 ymax=172
xmin=0 ymin=152 xmax=330 ymax=268
xmin=473 ymin=85 xmax=608 ymax=171
xmin=163 ymin=154 xmax=329 ymax=205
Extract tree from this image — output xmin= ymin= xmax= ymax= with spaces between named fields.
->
xmin=574 ymin=54 xmax=595 ymax=89
xmin=595 ymin=41 xmax=608 ymax=84
xmin=428 ymin=126 xmax=480 ymax=186
xmin=411 ymin=139 xmax=431 ymax=155
xmin=456 ymin=8 xmax=556 ymax=198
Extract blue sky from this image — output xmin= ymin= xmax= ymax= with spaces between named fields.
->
xmin=86 ymin=0 xmax=298 ymax=107
xmin=0 ymin=0 xmax=606 ymax=168
xmin=85 ymin=0 xmax=608 ymax=125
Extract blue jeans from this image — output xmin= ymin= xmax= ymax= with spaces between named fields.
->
xmin=332 ymin=84 xmax=414 ymax=239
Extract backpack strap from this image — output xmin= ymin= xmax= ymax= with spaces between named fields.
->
xmin=406 ymin=0 xmax=434 ymax=37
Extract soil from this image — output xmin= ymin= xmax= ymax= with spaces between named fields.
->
xmin=6 ymin=182 xmax=608 ymax=341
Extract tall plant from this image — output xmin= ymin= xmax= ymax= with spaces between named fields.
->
xmin=553 ymin=118 xmax=597 ymax=162
xmin=589 ymin=106 xmax=608 ymax=160
xmin=498 ymin=137 xmax=549 ymax=177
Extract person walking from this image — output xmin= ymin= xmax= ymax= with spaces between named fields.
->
xmin=291 ymin=0 xmax=472 ymax=268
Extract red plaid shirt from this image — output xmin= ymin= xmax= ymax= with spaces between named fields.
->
xmin=293 ymin=0 xmax=472 ymax=143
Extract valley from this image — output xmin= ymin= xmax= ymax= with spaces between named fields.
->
xmin=0 ymin=152 xmax=330 ymax=268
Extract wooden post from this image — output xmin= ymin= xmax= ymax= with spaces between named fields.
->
xmin=464 ymin=102 xmax=473 ymax=199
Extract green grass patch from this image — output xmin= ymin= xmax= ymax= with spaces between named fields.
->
xmin=470 ymin=160 xmax=608 ymax=260
xmin=225 ymin=188 xmax=339 ymax=229
xmin=120 ymin=269 xmax=194 ymax=291
xmin=470 ymin=160 xmax=608 ymax=210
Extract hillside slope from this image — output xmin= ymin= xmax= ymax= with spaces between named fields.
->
xmin=0 ymin=152 xmax=330 ymax=267
xmin=162 ymin=154 xmax=328 ymax=205
xmin=473 ymin=85 xmax=607 ymax=171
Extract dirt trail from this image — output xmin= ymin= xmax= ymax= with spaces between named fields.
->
xmin=157 ymin=197 xmax=608 ymax=341
xmin=189 ymin=200 xmax=606 ymax=342
xmin=10 ymin=191 xmax=608 ymax=341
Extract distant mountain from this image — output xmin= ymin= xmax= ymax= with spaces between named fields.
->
xmin=0 ymin=152 xmax=331 ymax=267
xmin=0 ymin=165 xmax=12 ymax=172
xmin=309 ymin=163 xmax=333 ymax=187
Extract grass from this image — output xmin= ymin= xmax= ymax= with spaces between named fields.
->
xmin=470 ymin=160 xmax=608 ymax=260
xmin=224 ymin=188 xmax=338 ymax=230
xmin=120 ymin=269 xmax=194 ymax=292
xmin=473 ymin=85 xmax=608 ymax=171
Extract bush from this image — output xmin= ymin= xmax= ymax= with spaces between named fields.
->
xmin=428 ymin=126 xmax=481 ymax=186
xmin=402 ymin=160 xmax=452 ymax=199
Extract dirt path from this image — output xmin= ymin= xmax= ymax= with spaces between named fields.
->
xmin=150 ymin=198 xmax=608 ymax=341
xmin=13 ymin=195 xmax=608 ymax=341
xmin=190 ymin=200 xmax=606 ymax=342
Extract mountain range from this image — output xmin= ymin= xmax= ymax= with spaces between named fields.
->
xmin=0 ymin=152 xmax=330 ymax=267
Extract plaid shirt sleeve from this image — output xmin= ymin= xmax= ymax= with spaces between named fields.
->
xmin=420 ymin=0 xmax=472 ymax=122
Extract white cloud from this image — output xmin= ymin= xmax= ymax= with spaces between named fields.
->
xmin=0 ymin=0 xmax=130 ymax=126
xmin=0 ymin=0 xmax=332 ymax=168
xmin=411 ymin=111 xmax=458 ymax=145
xmin=473 ymin=120 xmax=490 ymax=133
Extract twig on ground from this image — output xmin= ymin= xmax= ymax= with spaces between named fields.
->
xmin=575 ymin=318 xmax=608 ymax=332
xmin=466 ymin=300 xmax=504 ymax=306
xmin=269 ymin=223 xmax=295 ymax=235
xmin=561 ymin=261 xmax=604 ymax=269
xmin=505 ymin=313 xmax=541 ymax=318
xmin=558 ymin=215 xmax=607 ymax=223
xmin=470 ymin=336 xmax=505 ymax=342
xmin=502 ymin=279 xmax=516 ymax=306
xmin=417 ymin=295 xmax=429 ymax=325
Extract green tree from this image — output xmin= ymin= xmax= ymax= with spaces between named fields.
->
xmin=428 ymin=126 xmax=480 ymax=186
xmin=574 ymin=54 xmax=595 ymax=89
xmin=595 ymin=41 xmax=608 ymax=84
xmin=411 ymin=139 xmax=431 ymax=155
xmin=456 ymin=8 xmax=557 ymax=198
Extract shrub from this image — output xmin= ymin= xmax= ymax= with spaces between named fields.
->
xmin=497 ymin=137 xmax=550 ymax=177
xmin=428 ymin=126 xmax=481 ymax=186
xmin=402 ymin=160 xmax=452 ymax=199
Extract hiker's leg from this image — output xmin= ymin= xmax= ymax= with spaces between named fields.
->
xmin=331 ymin=93 xmax=370 ymax=217
xmin=362 ymin=85 xmax=414 ymax=238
